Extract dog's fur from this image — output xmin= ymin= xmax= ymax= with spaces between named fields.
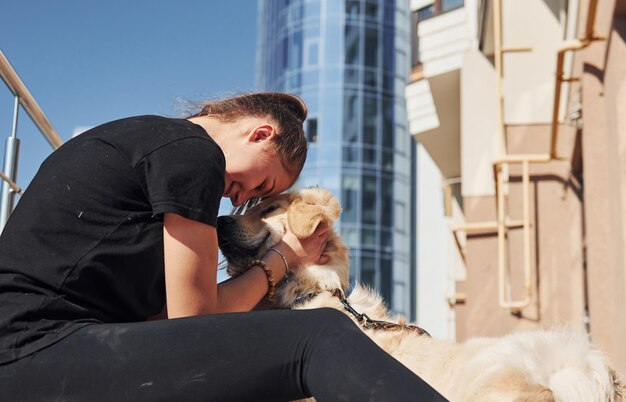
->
xmin=217 ymin=188 xmax=626 ymax=402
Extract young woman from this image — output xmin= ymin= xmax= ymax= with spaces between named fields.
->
xmin=0 ymin=92 xmax=446 ymax=401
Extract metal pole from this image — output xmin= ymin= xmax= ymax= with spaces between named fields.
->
xmin=0 ymin=96 xmax=21 ymax=232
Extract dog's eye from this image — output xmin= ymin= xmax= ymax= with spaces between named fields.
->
xmin=260 ymin=205 xmax=279 ymax=216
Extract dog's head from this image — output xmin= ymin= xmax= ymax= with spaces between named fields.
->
xmin=217 ymin=188 xmax=350 ymax=308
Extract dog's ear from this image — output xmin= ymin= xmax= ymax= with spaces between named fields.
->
xmin=287 ymin=188 xmax=341 ymax=239
xmin=287 ymin=199 xmax=325 ymax=238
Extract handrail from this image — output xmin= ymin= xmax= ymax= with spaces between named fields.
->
xmin=0 ymin=171 xmax=21 ymax=194
xmin=0 ymin=50 xmax=64 ymax=231
xmin=0 ymin=50 xmax=63 ymax=149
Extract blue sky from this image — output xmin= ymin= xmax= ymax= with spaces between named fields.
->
xmin=0 ymin=1 xmax=259 ymax=189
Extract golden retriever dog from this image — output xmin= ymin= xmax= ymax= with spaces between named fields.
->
xmin=217 ymin=187 xmax=625 ymax=402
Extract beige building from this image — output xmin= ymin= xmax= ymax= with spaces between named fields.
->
xmin=406 ymin=0 xmax=626 ymax=376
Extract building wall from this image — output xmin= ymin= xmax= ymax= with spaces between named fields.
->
xmin=502 ymin=0 xmax=567 ymax=124
xmin=579 ymin=0 xmax=626 ymax=376
xmin=415 ymin=142 xmax=460 ymax=339
xmin=456 ymin=124 xmax=586 ymax=339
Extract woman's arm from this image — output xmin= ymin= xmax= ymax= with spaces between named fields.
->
xmin=163 ymin=213 xmax=326 ymax=318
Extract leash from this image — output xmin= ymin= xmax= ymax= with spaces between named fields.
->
xmin=330 ymin=289 xmax=431 ymax=337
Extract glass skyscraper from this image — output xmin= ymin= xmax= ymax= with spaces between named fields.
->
xmin=257 ymin=0 xmax=413 ymax=315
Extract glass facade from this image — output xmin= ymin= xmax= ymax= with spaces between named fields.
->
xmin=257 ymin=0 xmax=412 ymax=315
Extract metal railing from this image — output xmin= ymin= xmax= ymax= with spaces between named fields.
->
xmin=0 ymin=50 xmax=63 ymax=231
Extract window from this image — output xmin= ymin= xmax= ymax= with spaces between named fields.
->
xmin=342 ymin=174 xmax=359 ymax=223
xmin=304 ymin=0 xmax=321 ymax=19
xmin=289 ymin=30 xmax=303 ymax=70
xmin=365 ymin=1 xmax=378 ymax=19
xmin=382 ymin=98 xmax=394 ymax=149
xmin=346 ymin=0 xmax=360 ymax=19
xmin=304 ymin=38 xmax=319 ymax=66
xmin=343 ymin=93 xmax=360 ymax=143
xmin=306 ymin=118 xmax=318 ymax=143
xmin=362 ymin=228 xmax=377 ymax=246
xmin=343 ymin=145 xmax=359 ymax=162
xmin=345 ymin=25 xmax=360 ymax=65
xmin=364 ymin=28 xmax=379 ymax=67
xmin=362 ymin=175 xmax=377 ymax=224
xmin=341 ymin=227 xmax=359 ymax=247
xmin=360 ymin=256 xmax=376 ymax=288
xmin=381 ymin=229 xmax=393 ymax=251
xmin=381 ymin=177 xmax=393 ymax=227
xmin=363 ymin=97 xmax=377 ymax=145
xmin=417 ymin=4 xmax=434 ymax=20
xmin=345 ymin=67 xmax=360 ymax=85
xmin=380 ymin=256 xmax=392 ymax=305
xmin=363 ymin=70 xmax=377 ymax=88
xmin=442 ymin=0 xmax=464 ymax=12
xmin=363 ymin=145 xmax=377 ymax=164
xmin=349 ymin=254 xmax=358 ymax=285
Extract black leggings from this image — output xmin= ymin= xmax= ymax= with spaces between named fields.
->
xmin=0 ymin=308 xmax=446 ymax=401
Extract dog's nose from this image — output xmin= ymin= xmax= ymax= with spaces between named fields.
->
xmin=217 ymin=216 xmax=235 ymax=229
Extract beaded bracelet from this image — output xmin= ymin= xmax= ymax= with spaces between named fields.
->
xmin=268 ymin=247 xmax=290 ymax=279
xmin=247 ymin=259 xmax=275 ymax=301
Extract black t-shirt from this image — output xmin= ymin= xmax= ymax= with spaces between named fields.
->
xmin=0 ymin=115 xmax=225 ymax=365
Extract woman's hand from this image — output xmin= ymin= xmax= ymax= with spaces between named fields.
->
xmin=274 ymin=223 xmax=331 ymax=270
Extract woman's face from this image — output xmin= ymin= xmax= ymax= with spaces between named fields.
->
xmin=223 ymin=125 xmax=295 ymax=207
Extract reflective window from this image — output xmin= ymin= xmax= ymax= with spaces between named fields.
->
xmin=365 ymin=1 xmax=379 ymax=19
xmin=343 ymin=145 xmax=359 ymax=163
xmin=342 ymin=174 xmax=359 ymax=223
xmin=363 ymin=146 xmax=378 ymax=165
xmin=362 ymin=228 xmax=377 ymax=246
xmin=345 ymin=67 xmax=360 ymax=85
xmin=288 ymin=0 xmax=304 ymax=24
xmin=380 ymin=255 xmax=392 ymax=304
xmin=304 ymin=38 xmax=319 ymax=66
xmin=349 ymin=253 xmax=358 ymax=285
xmin=363 ymin=70 xmax=377 ymax=88
xmin=364 ymin=27 xmax=379 ymax=67
xmin=304 ymin=0 xmax=321 ymax=19
xmin=417 ymin=4 xmax=434 ymax=20
xmin=361 ymin=256 xmax=376 ymax=288
xmin=289 ymin=30 xmax=303 ymax=70
xmin=345 ymin=24 xmax=360 ymax=65
xmin=324 ymin=17 xmax=343 ymax=64
xmin=381 ymin=177 xmax=393 ymax=226
xmin=282 ymin=37 xmax=289 ymax=68
xmin=363 ymin=146 xmax=377 ymax=165
xmin=303 ymin=69 xmax=319 ymax=88
xmin=343 ymin=92 xmax=360 ymax=143
xmin=287 ymin=71 xmax=301 ymax=89
xmin=442 ymin=0 xmax=464 ymax=12
xmin=306 ymin=118 xmax=318 ymax=143
xmin=362 ymin=175 xmax=377 ymax=224
xmin=341 ymin=226 xmax=359 ymax=247
xmin=382 ymin=149 xmax=393 ymax=171
xmin=382 ymin=98 xmax=393 ymax=148
xmin=381 ymin=229 xmax=393 ymax=251
xmin=363 ymin=96 xmax=377 ymax=145
xmin=346 ymin=0 xmax=361 ymax=19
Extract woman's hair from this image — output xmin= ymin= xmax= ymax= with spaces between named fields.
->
xmin=188 ymin=92 xmax=308 ymax=178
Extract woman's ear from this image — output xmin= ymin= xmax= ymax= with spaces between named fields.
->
xmin=287 ymin=198 xmax=326 ymax=239
xmin=247 ymin=124 xmax=275 ymax=143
